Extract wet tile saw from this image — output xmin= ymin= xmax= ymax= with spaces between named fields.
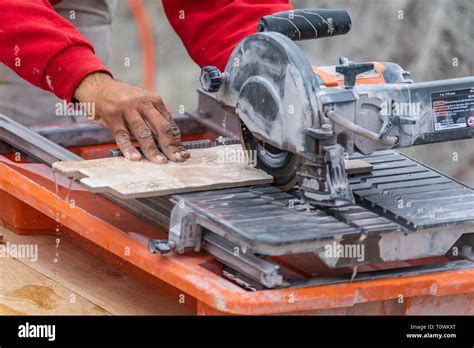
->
xmin=151 ymin=8 xmax=474 ymax=288
xmin=199 ymin=8 xmax=474 ymax=207
xmin=2 ymin=8 xmax=473 ymax=291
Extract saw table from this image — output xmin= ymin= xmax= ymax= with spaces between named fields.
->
xmin=166 ymin=150 xmax=474 ymax=288
xmin=2 ymin=111 xmax=474 ymax=315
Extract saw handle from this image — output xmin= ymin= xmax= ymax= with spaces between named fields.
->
xmin=258 ymin=9 xmax=352 ymax=41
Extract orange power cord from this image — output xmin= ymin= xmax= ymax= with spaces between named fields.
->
xmin=127 ymin=0 xmax=156 ymax=92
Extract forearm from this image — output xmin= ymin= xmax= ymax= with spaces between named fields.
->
xmin=163 ymin=0 xmax=292 ymax=70
xmin=0 ymin=0 xmax=111 ymax=101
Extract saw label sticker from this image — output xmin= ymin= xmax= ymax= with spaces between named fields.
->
xmin=431 ymin=88 xmax=474 ymax=131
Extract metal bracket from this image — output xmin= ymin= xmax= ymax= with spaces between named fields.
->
xmin=378 ymin=101 xmax=417 ymax=140
xmin=168 ymin=202 xmax=284 ymax=288
xmin=298 ymin=144 xmax=354 ymax=207
xmin=203 ymin=233 xmax=284 ymax=288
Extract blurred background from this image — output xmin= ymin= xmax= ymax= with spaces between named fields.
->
xmin=109 ymin=0 xmax=474 ymax=186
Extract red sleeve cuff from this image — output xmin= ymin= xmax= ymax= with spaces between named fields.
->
xmin=42 ymin=45 xmax=112 ymax=102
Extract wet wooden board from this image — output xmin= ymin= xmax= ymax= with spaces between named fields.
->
xmin=0 ymin=256 xmax=107 ymax=315
xmin=0 ymin=227 xmax=192 ymax=315
xmin=52 ymin=145 xmax=273 ymax=199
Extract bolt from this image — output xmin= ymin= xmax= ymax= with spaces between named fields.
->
xmin=322 ymin=124 xmax=333 ymax=132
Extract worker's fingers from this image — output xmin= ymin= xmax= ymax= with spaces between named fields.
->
xmin=141 ymin=105 xmax=190 ymax=162
xmin=150 ymin=95 xmax=173 ymax=122
xmin=149 ymin=97 xmax=189 ymax=161
xmin=102 ymin=115 xmax=141 ymax=161
xmin=123 ymin=109 xmax=167 ymax=164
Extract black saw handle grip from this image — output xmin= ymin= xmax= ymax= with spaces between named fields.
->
xmin=258 ymin=9 xmax=351 ymax=41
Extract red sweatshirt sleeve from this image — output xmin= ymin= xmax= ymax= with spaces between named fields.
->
xmin=0 ymin=0 xmax=111 ymax=102
xmin=163 ymin=0 xmax=293 ymax=71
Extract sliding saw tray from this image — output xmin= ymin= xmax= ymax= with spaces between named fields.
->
xmin=163 ymin=149 xmax=474 ymax=287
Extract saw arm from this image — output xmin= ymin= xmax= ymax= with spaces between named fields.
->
xmin=199 ymin=8 xmax=474 ymax=207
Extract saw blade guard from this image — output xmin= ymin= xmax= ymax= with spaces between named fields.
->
xmin=217 ymin=31 xmax=326 ymax=188
xmin=218 ymin=31 xmax=323 ymax=156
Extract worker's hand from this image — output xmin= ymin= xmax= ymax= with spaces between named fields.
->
xmin=73 ymin=72 xmax=190 ymax=164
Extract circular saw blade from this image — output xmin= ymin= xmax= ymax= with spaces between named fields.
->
xmin=241 ymin=121 xmax=300 ymax=191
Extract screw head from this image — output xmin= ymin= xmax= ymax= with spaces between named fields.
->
xmin=322 ymin=124 xmax=333 ymax=132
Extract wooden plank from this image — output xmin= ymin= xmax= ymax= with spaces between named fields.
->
xmin=0 ymin=227 xmax=192 ymax=315
xmin=53 ymin=145 xmax=273 ymax=199
xmin=0 ymin=257 xmax=108 ymax=315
